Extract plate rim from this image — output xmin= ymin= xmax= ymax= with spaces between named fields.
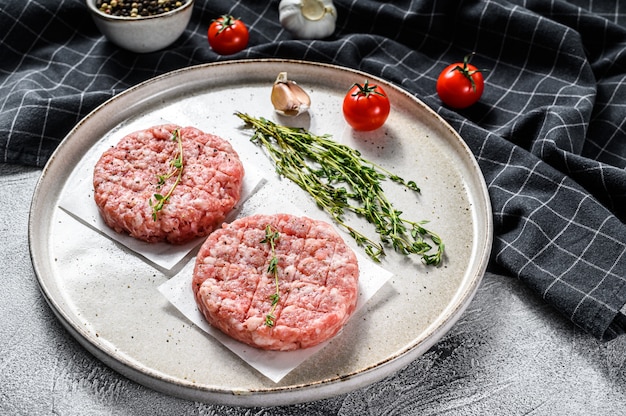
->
xmin=28 ymin=58 xmax=493 ymax=406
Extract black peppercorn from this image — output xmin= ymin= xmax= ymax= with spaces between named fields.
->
xmin=95 ymin=0 xmax=186 ymax=17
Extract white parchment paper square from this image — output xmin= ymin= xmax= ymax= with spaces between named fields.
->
xmin=58 ymin=120 xmax=265 ymax=270
xmin=158 ymin=241 xmax=392 ymax=383
xmin=158 ymin=201 xmax=393 ymax=383
xmin=56 ymin=118 xmax=393 ymax=382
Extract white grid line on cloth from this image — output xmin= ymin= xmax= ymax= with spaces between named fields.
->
xmin=569 ymin=216 xmax=626 ymax=317
xmin=36 ymin=97 xmax=53 ymax=166
xmin=495 ymin=225 xmax=624 ymax=322
xmin=1 ymin=0 xmax=624 ymax=339
xmin=496 ymin=224 xmax=620 ymax=318
xmin=568 ymin=0 xmax=626 ymax=25
xmin=493 ymin=159 xmax=624 ymax=253
xmin=533 ymin=110 xmax=586 ymax=156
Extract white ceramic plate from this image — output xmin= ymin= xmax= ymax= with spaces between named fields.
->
xmin=29 ymin=59 xmax=492 ymax=406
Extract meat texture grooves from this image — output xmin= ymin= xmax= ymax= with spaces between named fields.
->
xmin=193 ymin=213 xmax=360 ymax=351
xmin=93 ymin=124 xmax=244 ymax=244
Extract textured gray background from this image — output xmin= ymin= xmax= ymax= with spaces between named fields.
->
xmin=2 ymin=163 xmax=625 ymax=415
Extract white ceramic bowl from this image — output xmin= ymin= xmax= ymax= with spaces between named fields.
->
xmin=86 ymin=0 xmax=194 ymax=53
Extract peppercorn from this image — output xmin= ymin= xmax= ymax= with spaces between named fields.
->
xmin=95 ymin=0 xmax=186 ymax=17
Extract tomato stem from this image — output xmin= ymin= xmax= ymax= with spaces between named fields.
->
xmin=452 ymin=53 xmax=485 ymax=92
xmin=213 ymin=14 xmax=239 ymax=35
xmin=351 ymin=80 xmax=386 ymax=98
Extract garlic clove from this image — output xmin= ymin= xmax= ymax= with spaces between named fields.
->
xmin=271 ymin=72 xmax=311 ymax=116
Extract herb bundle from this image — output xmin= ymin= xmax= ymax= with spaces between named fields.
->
xmin=261 ymin=224 xmax=281 ymax=327
xmin=149 ymin=129 xmax=184 ymax=221
xmin=236 ymin=112 xmax=444 ymax=266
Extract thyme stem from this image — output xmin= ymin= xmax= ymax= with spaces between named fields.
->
xmin=236 ymin=112 xmax=444 ymax=266
xmin=261 ymin=224 xmax=281 ymax=327
xmin=149 ymin=129 xmax=184 ymax=221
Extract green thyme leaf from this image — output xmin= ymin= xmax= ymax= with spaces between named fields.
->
xmin=149 ymin=129 xmax=184 ymax=221
xmin=262 ymin=224 xmax=281 ymax=327
xmin=236 ymin=112 xmax=444 ymax=266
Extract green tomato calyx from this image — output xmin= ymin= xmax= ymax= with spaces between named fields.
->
xmin=351 ymin=80 xmax=385 ymax=98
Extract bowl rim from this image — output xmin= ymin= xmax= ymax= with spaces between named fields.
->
xmin=86 ymin=0 xmax=194 ymax=21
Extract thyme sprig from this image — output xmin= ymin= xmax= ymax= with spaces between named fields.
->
xmin=149 ymin=129 xmax=184 ymax=221
xmin=261 ymin=224 xmax=281 ymax=327
xmin=235 ymin=112 xmax=444 ymax=266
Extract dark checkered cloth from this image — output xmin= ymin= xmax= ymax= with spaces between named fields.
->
xmin=2 ymin=0 xmax=624 ymax=340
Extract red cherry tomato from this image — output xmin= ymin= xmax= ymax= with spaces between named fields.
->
xmin=207 ymin=15 xmax=249 ymax=55
xmin=436 ymin=54 xmax=485 ymax=109
xmin=342 ymin=80 xmax=391 ymax=131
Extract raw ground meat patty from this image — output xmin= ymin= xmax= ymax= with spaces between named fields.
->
xmin=93 ymin=124 xmax=244 ymax=244
xmin=192 ymin=213 xmax=360 ymax=351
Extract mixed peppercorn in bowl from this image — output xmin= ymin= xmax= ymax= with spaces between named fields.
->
xmin=86 ymin=0 xmax=194 ymax=53
xmin=95 ymin=0 xmax=188 ymax=17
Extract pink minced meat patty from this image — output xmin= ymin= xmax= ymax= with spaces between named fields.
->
xmin=93 ymin=124 xmax=244 ymax=244
xmin=192 ymin=213 xmax=360 ymax=351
